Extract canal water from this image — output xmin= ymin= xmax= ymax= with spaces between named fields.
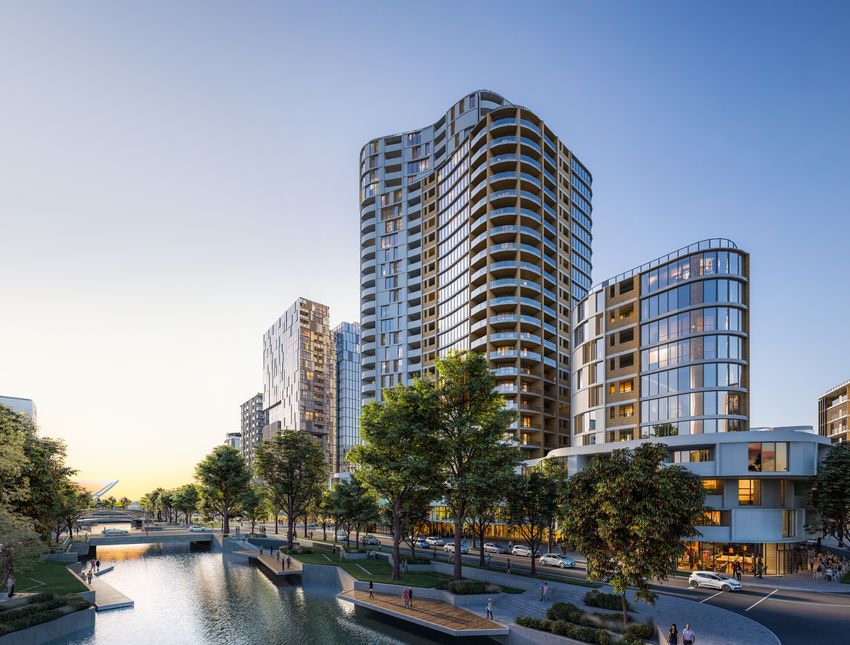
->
xmin=56 ymin=543 xmax=449 ymax=645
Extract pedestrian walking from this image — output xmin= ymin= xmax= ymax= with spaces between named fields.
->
xmin=402 ymin=588 xmax=409 ymax=608
xmin=667 ymin=623 xmax=678 ymax=645
xmin=506 ymin=558 xmax=511 ymax=575
xmin=369 ymin=580 xmax=374 ymax=598
xmin=286 ymin=556 xmax=292 ymax=570
xmin=408 ymin=587 xmax=413 ymax=608
xmin=682 ymin=623 xmax=696 ymax=645
xmin=87 ymin=571 xmax=93 ymax=585
xmin=96 ymin=559 xmax=101 ymax=572
xmin=538 ymin=581 xmax=545 ymax=601
xmin=6 ymin=574 xmax=15 ymax=598
xmin=486 ymin=597 xmax=494 ymax=620
xmin=543 ymin=582 xmax=549 ymax=601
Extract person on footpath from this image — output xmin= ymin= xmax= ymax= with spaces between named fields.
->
xmin=286 ymin=556 xmax=292 ymax=570
xmin=682 ymin=623 xmax=696 ymax=645
xmin=667 ymin=623 xmax=679 ymax=645
xmin=543 ymin=582 xmax=549 ymax=600
xmin=6 ymin=574 xmax=14 ymax=598
xmin=402 ymin=587 xmax=409 ymax=608
xmin=486 ymin=597 xmax=494 ymax=620
xmin=87 ymin=571 xmax=93 ymax=585
xmin=506 ymin=558 xmax=512 ymax=575
xmin=538 ymin=581 xmax=545 ymax=601
xmin=95 ymin=559 xmax=101 ymax=572
xmin=408 ymin=587 xmax=414 ymax=608
xmin=368 ymin=580 xmax=374 ymax=598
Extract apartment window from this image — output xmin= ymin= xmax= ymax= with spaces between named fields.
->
xmin=738 ymin=479 xmax=761 ymax=506
xmin=619 ymin=354 xmax=634 ymax=369
xmin=673 ymin=449 xmax=713 ymax=463
xmin=747 ymin=442 xmax=788 ymax=472
xmin=620 ymin=380 xmax=634 ymax=393
xmin=701 ymin=511 xmax=721 ymax=526
xmin=702 ymin=479 xmax=723 ymax=495
xmin=407 ymin=132 xmax=421 ymax=146
xmin=782 ymin=510 xmax=797 ymax=538
xmin=619 ymin=328 xmax=634 ymax=344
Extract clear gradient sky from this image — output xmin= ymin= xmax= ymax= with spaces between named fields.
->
xmin=1 ymin=1 xmax=848 ymax=500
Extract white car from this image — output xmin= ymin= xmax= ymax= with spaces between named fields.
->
xmin=444 ymin=542 xmax=469 ymax=554
xmin=539 ymin=553 xmax=576 ymax=568
xmin=688 ymin=571 xmax=742 ymax=592
xmin=511 ymin=545 xmax=536 ymax=557
xmin=362 ymin=535 xmax=381 ymax=546
xmin=188 ymin=525 xmax=207 ymax=532
xmin=336 ymin=531 xmax=349 ymax=542
xmin=425 ymin=537 xmax=445 ymax=547
xmin=101 ymin=528 xmax=128 ymax=535
xmin=483 ymin=543 xmax=508 ymax=554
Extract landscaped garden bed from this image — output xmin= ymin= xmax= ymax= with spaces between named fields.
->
xmin=515 ymin=594 xmax=655 ymax=645
xmin=436 ymin=578 xmax=523 ymax=595
xmin=0 ymin=593 xmax=91 ymax=637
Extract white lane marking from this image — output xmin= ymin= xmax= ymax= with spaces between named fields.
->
xmin=700 ymin=590 xmax=725 ymax=603
xmin=746 ymin=588 xmax=778 ymax=611
xmin=354 ymin=562 xmax=372 ymax=575
xmin=322 ymin=554 xmax=332 ymax=562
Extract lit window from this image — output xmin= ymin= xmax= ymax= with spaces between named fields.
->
xmin=738 ymin=479 xmax=761 ymax=506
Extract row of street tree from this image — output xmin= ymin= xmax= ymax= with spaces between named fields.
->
xmin=0 ymin=405 xmax=92 ymax=578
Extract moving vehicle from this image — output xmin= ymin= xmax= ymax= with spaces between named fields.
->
xmin=425 ymin=536 xmax=445 ymax=547
xmin=483 ymin=543 xmax=509 ymax=554
xmin=335 ymin=531 xmax=349 ymax=542
xmin=362 ymin=535 xmax=381 ymax=546
xmin=539 ymin=553 xmax=576 ymax=568
xmin=188 ymin=525 xmax=207 ymax=532
xmin=444 ymin=542 xmax=469 ymax=554
xmin=101 ymin=528 xmax=128 ymax=535
xmin=412 ymin=539 xmax=430 ymax=549
xmin=511 ymin=544 xmax=536 ymax=557
xmin=688 ymin=571 xmax=742 ymax=591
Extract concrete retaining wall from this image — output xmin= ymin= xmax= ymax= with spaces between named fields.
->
xmin=42 ymin=552 xmax=78 ymax=564
xmin=0 ymin=607 xmax=95 ymax=645
xmin=507 ymin=623 xmax=585 ymax=645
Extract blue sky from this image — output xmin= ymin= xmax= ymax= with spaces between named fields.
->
xmin=0 ymin=1 xmax=847 ymax=496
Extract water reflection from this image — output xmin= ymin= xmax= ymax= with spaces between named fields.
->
xmin=57 ymin=544 xmax=456 ymax=645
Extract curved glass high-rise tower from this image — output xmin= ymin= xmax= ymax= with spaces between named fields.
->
xmin=360 ymin=90 xmax=592 ymax=457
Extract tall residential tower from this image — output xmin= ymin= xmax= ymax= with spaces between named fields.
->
xmin=334 ymin=321 xmax=361 ymax=472
xmin=360 ymin=90 xmax=593 ymax=457
xmin=240 ymin=393 xmax=267 ymax=468
xmin=261 ymin=298 xmax=335 ymax=466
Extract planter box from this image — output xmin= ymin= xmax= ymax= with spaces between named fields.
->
xmin=508 ymin=623 xmax=585 ymax=645
xmin=0 ymin=607 xmax=95 ymax=645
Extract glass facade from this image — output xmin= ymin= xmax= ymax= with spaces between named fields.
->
xmin=334 ymin=322 xmax=361 ymax=473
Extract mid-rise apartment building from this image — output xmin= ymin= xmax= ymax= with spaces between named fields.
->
xmin=240 ymin=393 xmax=266 ymax=469
xmin=224 ymin=432 xmax=242 ymax=451
xmin=571 ymin=239 xmax=750 ymax=445
xmin=818 ymin=379 xmax=850 ymax=443
xmin=334 ymin=321 xmax=361 ymax=472
xmin=262 ymin=298 xmax=335 ymax=466
xmin=360 ymin=90 xmax=593 ymax=457
xmin=0 ymin=395 xmax=37 ymax=424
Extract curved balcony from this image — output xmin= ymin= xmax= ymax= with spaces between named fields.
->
xmin=519 ymin=137 xmax=541 ymax=153
xmin=471 ymin=243 xmax=542 ymax=266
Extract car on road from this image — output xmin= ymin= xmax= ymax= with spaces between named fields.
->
xmin=688 ymin=571 xmax=742 ymax=591
xmin=362 ymin=535 xmax=382 ymax=546
xmin=425 ymin=537 xmax=445 ymax=547
xmin=335 ymin=531 xmax=350 ymax=542
xmin=539 ymin=553 xmax=576 ymax=568
xmin=188 ymin=525 xmax=208 ymax=532
xmin=482 ymin=543 xmax=509 ymax=554
xmin=444 ymin=542 xmax=469 ymax=554
xmin=511 ymin=545 xmax=537 ymax=558
xmin=412 ymin=539 xmax=430 ymax=549
xmin=101 ymin=528 xmax=128 ymax=535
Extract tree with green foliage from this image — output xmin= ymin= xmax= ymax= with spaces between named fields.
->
xmin=49 ymin=483 xmax=92 ymax=542
xmin=397 ymin=491 xmax=434 ymax=561
xmin=174 ymin=484 xmax=200 ymax=525
xmin=239 ymin=485 xmax=266 ymax=535
xmin=350 ymin=380 xmax=444 ymax=579
xmin=195 ymin=445 xmax=251 ymax=535
xmin=433 ymin=351 xmax=518 ymax=579
xmin=537 ymin=457 xmax=569 ymax=552
xmin=560 ymin=443 xmax=706 ymax=624
xmin=328 ymin=476 xmax=380 ymax=549
xmin=118 ymin=497 xmax=131 ymax=509
xmin=0 ymin=505 xmax=44 ymax=580
xmin=312 ymin=489 xmax=334 ymax=542
xmin=505 ymin=466 xmax=561 ymax=576
xmin=465 ymin=450 xmax=518 ymax=567
xmin=254 ymin=430 xmax=328 ymax=548
xmin=807 ymin=442 xmax=850 ymax=546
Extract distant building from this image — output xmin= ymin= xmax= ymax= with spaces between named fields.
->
xmin=224 ymin=432 xmax=242 ymax=451
xmin=334 ymin=321 xmax=361 ymax=472
xmin=818 ymin=379 xmax=850 ymax=444
xmin=261 ymin=298 xmax=335 ymax=466
xmin=240 ymin=393 xmax=266 ymax=469
xmin=0 ymin=395 xmax=37 ymax=424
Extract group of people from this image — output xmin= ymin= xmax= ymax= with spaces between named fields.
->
xmin=537 ymin=581 xmax=552 ymax=601
xmin=75 ymin=558 xmax=103 ymax=585
xmin=667 ymin=623 xmax=697 ymax=645
xmin=811 ymin=553 xmax=847 ymax=582
xmin=273 ymin=550 xmax=293 ymax=570
xmin=401 ymin=586 xmax=414 ymax=608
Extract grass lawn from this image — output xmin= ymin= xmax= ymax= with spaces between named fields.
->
xmin=17 ymin=560 xmax=87 ymax=595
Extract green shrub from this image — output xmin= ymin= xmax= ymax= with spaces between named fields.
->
xmin=436 ymin=579 xmax=501 ymax=595
xmin=618 ymin=633 xmax=646 ymax=645
xmin=585 ymin=589 xmax=631 ymax=612
xmin=550 ymin=620 xmax=576 ymax=638
xmin=547 ymin=602 xmax=583 ymax=623
xmin=624 ymin=622 xmax=655 ymax=639
xmin=0 ymin=593 xmax=91 ymax=636
xmin=516 ymin=615 xmax=542 ymax=629
xmin=401 ymin=556 xmax=431 ymax=565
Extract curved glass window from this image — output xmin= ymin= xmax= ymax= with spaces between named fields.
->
xmin=640 ymin=391 xmax=743 ymax=424
xmin=641 ymin=334 xmax=743 ymax=371
xmin=641 ymin=363 xmax=743 ymax=397
xmin=640 ymin=307 xmax=744 ymax=346
xmin=640 ymin=278 xmax=744 ymax=320
xmin=642 ymin=251 xmax=744 ymax=294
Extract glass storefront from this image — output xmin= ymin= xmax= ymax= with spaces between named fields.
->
xmin=679 ymin=541 xmax=808 ymax=575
